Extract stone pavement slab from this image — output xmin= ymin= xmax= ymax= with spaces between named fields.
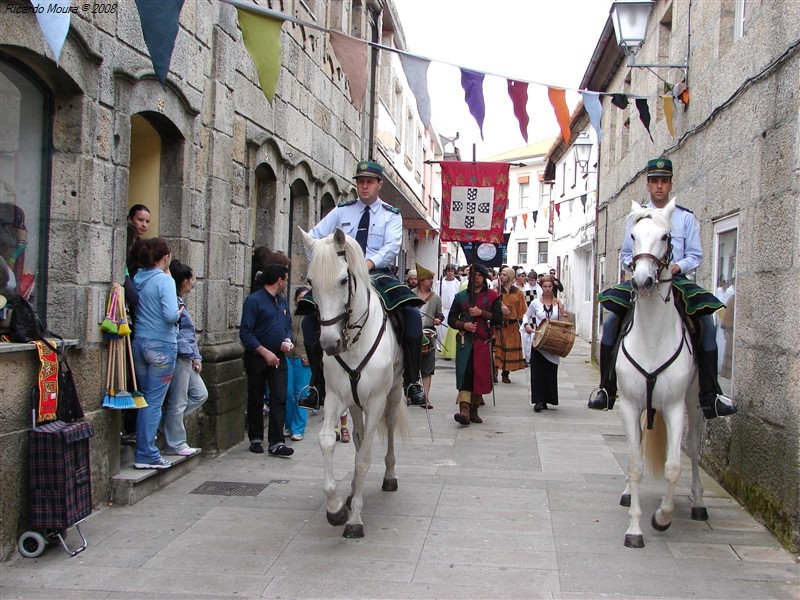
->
xmin=2 ymin=339 xmax=797 ymax=599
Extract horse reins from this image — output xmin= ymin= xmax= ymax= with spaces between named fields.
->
xmin=630 ymin=215 xmax=674 ymax=304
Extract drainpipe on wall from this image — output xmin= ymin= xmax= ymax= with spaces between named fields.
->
xmin=590 ymin=142 xmax=603 ymax=364
xmin=367 ymin=1 xmax=382 ymax=160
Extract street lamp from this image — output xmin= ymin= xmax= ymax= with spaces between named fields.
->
xmin=574 ymin=132 xmax=593 ymax=174
xmin=610 ymin=0 xmax=688 ymax=83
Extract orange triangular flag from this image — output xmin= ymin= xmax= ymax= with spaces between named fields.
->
xmin=329 ymin=31 xmax=368 ymax=110
xmin=661 ymin=94 xmax=675 ymax=137
xmin=522 ymin=213 xmax=528 ymax=228
xmin=547 ymin=87 xmax=571 ymax=144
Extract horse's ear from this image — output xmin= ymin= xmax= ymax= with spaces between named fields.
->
xmin=630 ymin=201 xmax=646 ymax=218
xmin=663 ymin=198 xmax=676 ymax=218
xmin=333 ymin=227 xmax=347 ymax=250
xmin=298 ymin=227 xmax=316 ymax=253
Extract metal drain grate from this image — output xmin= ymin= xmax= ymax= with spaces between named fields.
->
xmin=190 ymin=481 xmax=270 ymax=497
xmin=602 ymin=434 xmax=627 ymax=442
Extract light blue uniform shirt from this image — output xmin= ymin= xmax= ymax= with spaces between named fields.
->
xmin=309 ymin=197 xmax=402 ymax=270
xmin=620 ymin=201 xmax=702 ymax=275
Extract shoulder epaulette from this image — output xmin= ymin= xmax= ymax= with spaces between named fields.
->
xmin=676 ymin=204 xmax=693 ymax=214
xmin=382 ymin=203 xmax=400 ymax=214
xmin=337 ymin=199 xmax=357 ymax=207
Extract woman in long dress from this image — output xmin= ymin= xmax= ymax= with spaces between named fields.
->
xmin=523 ymin=275 xmax=566 ymax=412
xmin=494 ymin=267 xmax=527 ymax=383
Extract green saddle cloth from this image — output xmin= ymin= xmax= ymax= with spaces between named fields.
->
xmin=598 ymin=277 xmax=724 ymax=318
xmin=296 ymin=272 xmax=424 ymax=316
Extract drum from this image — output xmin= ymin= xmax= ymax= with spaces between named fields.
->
xmin=421 ymin=327 xmax=437 ymax=355
xmin=532 ymin=319 xmax=576 ymax=358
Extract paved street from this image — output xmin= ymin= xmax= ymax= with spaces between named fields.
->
xmin=2 ymin=339 xmax=797 ymax=599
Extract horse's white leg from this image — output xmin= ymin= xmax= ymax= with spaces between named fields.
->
xmin=350 ymin=404 xmax=364 ymax=451
xmin=321 ymin=395 xmax=347 ymax=526
xmin=652 ymin=404 xmax=685 ymax=531
xmin=685 ymin=376 xmax=707 ymax=520
xmin=343 ymin=402 xmax=384 ymax=538
xmin=381 ymin=384 xmax=404 ymax=492
xmin=620 ymin=399 xmax=645 ymax=548
xmin=620 ymin=415 xmax=641 ymax=507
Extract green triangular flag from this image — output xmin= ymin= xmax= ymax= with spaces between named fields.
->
xmin=237 ymin=8 xmax=284 ymax=104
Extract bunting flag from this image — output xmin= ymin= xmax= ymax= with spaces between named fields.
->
xmin=581 ymin=194 xmax=587 ymax=212
xmin=135 ymin=0 xmax=185 ymax=85
xmin=236 ymin=7 xmax=284 ymax=103
xmin=460 ymin=69 xmax=486 ymax=139
xmin=661 ymin=94 xmax=675 ymax=137
xmin=31 ymin=0 xmax=71 ymax=62
xmin=580 ymin=90 xmax=603 ymax=142
xmin=555 ymin=203 xmax=561 ymax=219
xmin=547 ymin=87 xmax=571 ymax=144
xmin=635 ymin=98 xmax=654 ymax=142
xmin=398 ymin=53 xmax=432 ymax=129
xmin=329 ymin=31 xmax=369 ymax=110
xmin=504 ymin=217 xmax=510 ymax=231
xmin=511 ymin=215 xmax=518 ymax=229
xmin=568 ymin=198 xmax=574 ymax=213
xmin=521 ymin=213 xmax=528 ymax=228
xmin=460 ymin=234 xmax=510 ymax=268
xmin=611 ymin=93 xmax=629 ymax=110
xmin=507 ymin=80 xmax=529 ymax=142
xmin=440 ymin=161 xmax=509 ymax=243
xmin=532 ymin=210 xmax=538 ymax=224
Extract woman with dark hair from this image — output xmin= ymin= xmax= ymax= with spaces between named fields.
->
xmin=132 ymin=237 xmax=181 ymax=469
xmin=523 ymin=275 xmax=567 ymax=412
xmin=162 ymin=259 xmax=207 ymax=456
xmin=124 ymin=204 xmax=151 ymax=323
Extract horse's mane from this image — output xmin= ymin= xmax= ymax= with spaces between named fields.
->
xmin=630 ymin=207 xmax=672 ymax=233
xmin=309 ymin=233 xmax=371 ymax=290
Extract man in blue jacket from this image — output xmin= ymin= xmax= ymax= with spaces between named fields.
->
xmin=240 ymin=263 xmax=294 ymax=456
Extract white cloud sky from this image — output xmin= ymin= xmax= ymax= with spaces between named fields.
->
xmin=393 ymin=0 xmax=612 ymax=158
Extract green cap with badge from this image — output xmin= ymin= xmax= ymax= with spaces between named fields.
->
xmin=646 ymin=158 xmax=673 ymax=178
xmin=354 ymin=160 xmax=383 ymax=179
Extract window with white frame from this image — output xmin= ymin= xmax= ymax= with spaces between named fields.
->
xmin=537 ymin=241 xmax=548 ymax=264
xmin=713 ymin=214 xmax=739 ymax=397
xmin=518 ymin=242 xmax=528 ymax=265
xmin=519 ymin=180 xmax=530 ymax=209
xmin=539 ymin=179 xmax=549 ymax=207
xmin=734 ymin=0 xmax=746 ymax=40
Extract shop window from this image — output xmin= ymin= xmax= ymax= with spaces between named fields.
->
xmin=713 ymin=214 xmax=738 ymax=397
xmin=0 ymin=57 xmax=52 ymax=324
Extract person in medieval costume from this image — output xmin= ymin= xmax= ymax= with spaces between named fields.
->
xmin=448 ymin=264 xmax=502 ymax=425
xmin=436 ymin=263 xmax=461 ymax=359
xmin=494 ymin=266 xmax=528 ymax=383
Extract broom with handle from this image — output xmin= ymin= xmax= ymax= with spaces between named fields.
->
xmin=102 ymin=340 xmax=115 ymax=407
xmin=126 ymin=334 xmax=147 ymax=408
xmin=113 ymin=337 xmax=135 ymax=409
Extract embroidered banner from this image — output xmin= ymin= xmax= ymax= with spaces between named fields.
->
xmin=440 ymin=161 xmax=509 ymax=243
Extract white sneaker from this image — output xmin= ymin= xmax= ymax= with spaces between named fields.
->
xmin=134 ymin=457 xmax=172 ymax=470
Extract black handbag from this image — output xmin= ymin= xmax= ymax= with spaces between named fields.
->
xmin=56 ymin=355 xmax=84 ymax=422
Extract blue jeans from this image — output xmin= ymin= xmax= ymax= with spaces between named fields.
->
xmin=162 ymin=357 xmax=208 ymax=452
xmin=133 ymin=338 xmax=177 ymax=464
xmin=285 ymin=356 xmax=310 ymax=435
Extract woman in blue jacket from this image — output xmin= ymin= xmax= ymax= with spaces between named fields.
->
xmin=132 ymin=238 xmax=180 ymax=469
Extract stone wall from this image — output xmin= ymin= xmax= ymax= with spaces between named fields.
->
xmin=0 ymin=0 xmax=371 ymax=560
xmin=595 ymin=0 xmax=799 ymax=551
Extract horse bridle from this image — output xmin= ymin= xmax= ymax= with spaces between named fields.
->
xmin=630 ymin=215 xmax=674 ymax=303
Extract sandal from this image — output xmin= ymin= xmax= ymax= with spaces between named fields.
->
xmin=340 ymin=427 xmax=351 ymax=443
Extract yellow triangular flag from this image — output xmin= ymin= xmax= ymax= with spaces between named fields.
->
xmin=237 ymin=8 xmax=284 ymax=104
xmin=661 ymin=94 xmax=675 ymax=137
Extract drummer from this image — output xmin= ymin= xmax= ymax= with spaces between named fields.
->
xmin=414 ymin=263 xmax=444 ymax=409
xmin=523 ymin=274 xmax=567 ymax=413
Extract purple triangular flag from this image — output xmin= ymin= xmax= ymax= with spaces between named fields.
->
xmin=135 ymin=0 xmax=185 ymax=85
xmin=460 ymin=68 xmax=485 ymax=140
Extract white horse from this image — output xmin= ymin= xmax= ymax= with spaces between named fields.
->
xmin=616 ymin=199 xmax=707 ymax=548
xmin=299 ymin=227 xmax=409 ymax=538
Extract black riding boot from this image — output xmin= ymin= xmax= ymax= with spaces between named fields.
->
xmin=403 ymin=336 xmax=426 ymax=406
xmin=588 ymin=344 xmax=618 ymax=410
xmin=298 ymin=342 xmax=326 ymax=410
xmin=697 ymin=348 xmax=737 ymax=419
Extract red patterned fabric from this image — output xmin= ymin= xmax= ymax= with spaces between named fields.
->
xmin=33 ymin=340 xmax=59 ymax=423
xmin=440 ymin=162 xmax=509 ymax=243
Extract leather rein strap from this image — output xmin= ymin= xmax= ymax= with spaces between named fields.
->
xmin=334 ymin=312 xmax=387 ymax=410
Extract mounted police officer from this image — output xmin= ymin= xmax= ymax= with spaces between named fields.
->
xmin=297 ymin=160 xmax=427 ymax=409
xmin=588 ymin=158 xmax=738 ymax=419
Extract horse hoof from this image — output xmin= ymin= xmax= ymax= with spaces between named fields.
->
xmin=343 ymin=523 xmax=364 ymax=538
xmin=651 ymin=513 xmax=672 ymax=532
xmin=624 ymin=534 xmax=645 ymax=548
xmin=326 ymin=505 xmax=349 ymax=526
xmin=691 ymin=507 xmax=709 ymax=521
xmin=620 ymin=494 xmax=631 ymax=507
xmin=382 ymin=478 xmax=398 ymax=492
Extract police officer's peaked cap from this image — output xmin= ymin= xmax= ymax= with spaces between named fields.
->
xmin=646 ymin=158 xmax=673 ymax=178
xmin=354 ymin=160 xmax=383 ymax=179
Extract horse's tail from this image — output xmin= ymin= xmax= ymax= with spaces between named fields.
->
xmin=641 ymin=410 xmax=667 ymax=480
xmin=377 ymin=398 xmax=411 ymax=443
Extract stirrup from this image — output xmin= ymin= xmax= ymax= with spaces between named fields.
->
xmin=297 ymin=385 xmax=320 ymax=410
xmin=702 ymin=394 xmax=737 ymax=419
xmin=587 ymin=387 xmax=614 ymax=410
xmin=405 ymin=382 xmax=426 ymax=406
